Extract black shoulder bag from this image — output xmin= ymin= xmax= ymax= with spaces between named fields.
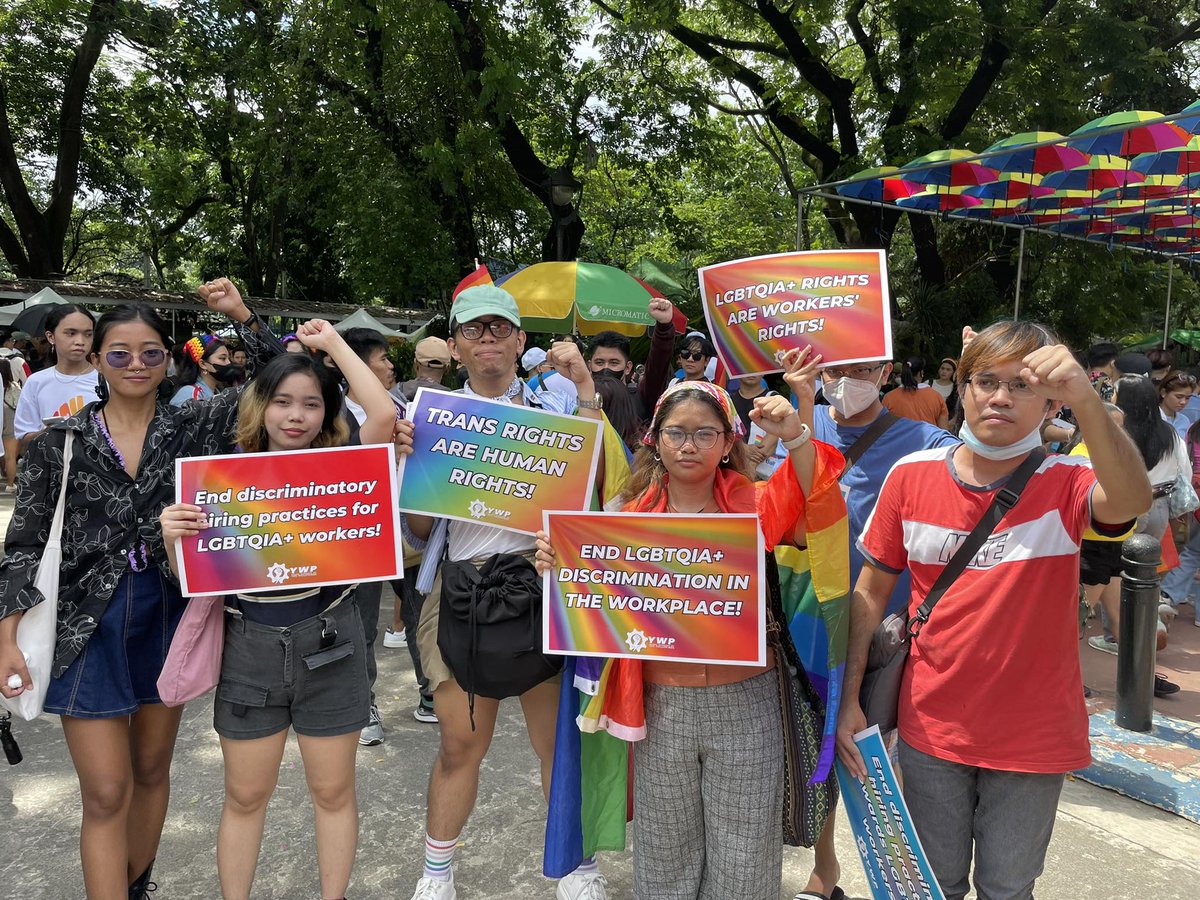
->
xmin=858 ymin=449 xmax=1045 ymax=733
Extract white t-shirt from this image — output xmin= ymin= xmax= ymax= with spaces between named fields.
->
xmin=13 ymin=368 xmax=100 ymax=438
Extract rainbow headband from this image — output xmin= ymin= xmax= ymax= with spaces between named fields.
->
xmin=184 ymin=334 xmax=215 ymax=363
xmin=642 ymin=380 xmax=746 ymax=446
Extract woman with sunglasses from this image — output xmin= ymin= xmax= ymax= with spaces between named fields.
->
xmin=669 ymin=333 xmax=716 ymax=386
xmin=0 ymin=280 xmax=282 ymax=899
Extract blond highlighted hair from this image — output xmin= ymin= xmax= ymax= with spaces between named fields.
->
xmin=233 ymin=354 xmax=350 ymax=452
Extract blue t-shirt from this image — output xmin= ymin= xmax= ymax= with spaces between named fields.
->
xmin=813 ymin=406 xmax=959 ymax=615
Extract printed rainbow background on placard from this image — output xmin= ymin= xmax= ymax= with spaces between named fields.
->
xmin=176 ymin=445 xmax=401 ymax=596
xmin=699 ymin=249 xmax=892 ymax=377
xmin=398 ymin=388 xmax=603 ymax=535
xmin=544 ymin=512 xmax=764 ymax=665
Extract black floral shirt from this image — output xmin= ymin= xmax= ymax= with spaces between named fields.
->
xmin=0 ymin=320 xmax=282 ymax=677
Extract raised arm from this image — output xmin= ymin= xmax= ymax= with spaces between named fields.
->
xmin=296 ymin=320 xmax=396 ymax=444
xmin=638 ymin=299 xmax=678 ymax=413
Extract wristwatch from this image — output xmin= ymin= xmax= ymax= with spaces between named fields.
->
xmin=781 ymin=423 xmax=812 ymax=450
xmin=576 ymin=392 xmax=604 ymax=410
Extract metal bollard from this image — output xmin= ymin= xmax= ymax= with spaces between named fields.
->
xmin=1115 ymin=534 xmax=1161 ymax=732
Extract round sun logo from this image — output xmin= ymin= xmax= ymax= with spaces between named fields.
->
xmin=624 ymin=629 xmax=649 ymax=653
xmin=588 ymin=305 xmax=601 ymax=317
xmin=266 ymin=562 xmax=290 ymax=585
xmin=468 ymin=499 xmax=488 ymax=519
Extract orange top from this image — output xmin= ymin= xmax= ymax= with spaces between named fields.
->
xmin=884 ymin=386 xmax=947 ymax=425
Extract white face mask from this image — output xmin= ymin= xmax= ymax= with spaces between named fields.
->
xmin=958 ymin=417 xmax=1044 ymax=460
xmin=824 ymin=373 xmax=882 ymax=418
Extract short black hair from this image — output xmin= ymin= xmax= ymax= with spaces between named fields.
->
xmin=679 ymin=334 xmax=715 ymax=358
xmin=1114 ymin=352 xmax=1152 ymax=378
xmin=589 ymin=330 xmax=631 ymax=362
xmin=342 ymin=327 xmax=390 ymax=365
xmin=1086 ymin=342 xmax=1120 ymax=369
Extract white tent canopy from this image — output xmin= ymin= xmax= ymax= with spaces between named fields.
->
xmin=0 ymin=286 xmax=67 ymax=326
xmin=333 ymin=308 xmax=423 ymax=340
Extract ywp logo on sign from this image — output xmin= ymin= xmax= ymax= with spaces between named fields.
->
xmin=266 ymin=562 xmax=319 ymax=585
xmin=623 ymin=629 xmax=676 ymax=653
xmin=468 ymin=498 xmax=512 ymax=521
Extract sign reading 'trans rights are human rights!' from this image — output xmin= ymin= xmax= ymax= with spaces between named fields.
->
xmin=699 ymin=249 xmax=892 ymax=377
xmin=398 ymin=388 xmax=603 ymax=535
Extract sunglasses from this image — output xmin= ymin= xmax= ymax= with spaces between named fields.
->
xmin=106 ymin=349 xmax=167 ymax=369
xmin=678 ymin=351 xmax=708 ymax=362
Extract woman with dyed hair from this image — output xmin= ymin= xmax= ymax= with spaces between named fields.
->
xmin=171 ymin=334 xmax=243 ymax=406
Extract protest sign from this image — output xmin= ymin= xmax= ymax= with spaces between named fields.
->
xmin=543 ymin=512 xmax=765 ymax=666
xmin=175 ymin=445 xmax=402 ymax=596
xmin=398 ymin=388 xmax=603 ymax=535
xmin=837 ymin=726 xmax=945 ymax=900
xmin=699 ymin=249 xmax=892 ymax=377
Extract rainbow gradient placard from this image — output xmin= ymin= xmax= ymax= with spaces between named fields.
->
xmin=699 ymin=249 xmax=892 ymax=377
xmin=398 ymin=388 xmax=603 ymax=535
xmin=543 ymin=512 xmax=765 ymax=665
xmin=175 ymin=445 xmax=402 ymax=596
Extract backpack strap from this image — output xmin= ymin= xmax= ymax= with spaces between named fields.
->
xmin=839 ymin=412 xmax=899 ymax=475
xmin=908 ymin=448 xmax=1045 ymax=639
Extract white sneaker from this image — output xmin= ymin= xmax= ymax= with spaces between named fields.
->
xmin=413 ymin=704 xmax=439 ymax=724
xmin=359 ymin=704 xmax=384 ymax=746
xmin=384 ymin=627 xmax=408 ymax=648
xmin=411 ymin=874 xmax=456 ymax=900
xmin=557 ymin=870 xmax=608 ymax=900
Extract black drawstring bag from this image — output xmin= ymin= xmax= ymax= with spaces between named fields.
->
xmin=438 ymin=553 xmax=563 ymax=728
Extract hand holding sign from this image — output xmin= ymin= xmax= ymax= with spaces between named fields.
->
xmin=534 ymin=529 xmax=555 ymax=574
xmin=161 ymin=503 xmax=207 ymax=544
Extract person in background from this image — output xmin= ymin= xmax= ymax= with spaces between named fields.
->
xmin=593 ymin=369 xmax=643 ymax=453
xmin=1158 ymin=370 xmax=1196 ymax=440
xmin=161 ymin=320 xmax=395 ymax=900
xmin=1161 ymin=413 xmax=1200 ymax=625
xmin=883 ymin=356 xmax=949 ymax=428
xmin=1091 ymin=374 xmax=1186 ymax=696
xmin=282 ymin=333 xmax=307 ymax=354
xmin=1147 ymin=347 xmax=1174 ymax=384
xmin=670 ymin=333 xmax=715 ymax=386
xmin=337 ymin=327 xmax=405 ymax=746
xmin=928 ymin=357 xmax=959 ymax=419
xmin=838 ymin=322 xmax=1150 ymax=900
xmin=170 ymin=335 xmax=242 ymax=407
xmin=0 ymin=354 xmax=15 ymax=489
xmin=13 ymin=304 xmax=98 ymax=449
xmin=231 ymin=346 xmax=248 ymax=369
xmin=731 ymin=374 xmax=782 ymax=476
xmin=399 ymin=337 xmax=452 ymax=402
xmin=587 ymin=296 xmax=677 ymax=425
xmin=524 ymin=346 xmax=578 ymax=406
xmin=1086 ymin=342 xmax=1121 ymax=402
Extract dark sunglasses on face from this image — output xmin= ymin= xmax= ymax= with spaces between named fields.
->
xmin=678 ymin=351 xmax=708 ymax=362
xmin=106 ymin=349 xmax=167 ymax=369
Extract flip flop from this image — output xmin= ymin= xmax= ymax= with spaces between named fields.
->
xmin=793 ymin=888 xmax=845 ymax=900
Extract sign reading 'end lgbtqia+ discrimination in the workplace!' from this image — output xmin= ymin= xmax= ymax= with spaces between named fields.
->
xmin=699 ymin=249 xmax=893 ymax=377
xmin=543 ymin=512 xmax=765 ymax=666
xmin=175 ymin=445 xmax=403 ymax=596
xmin=398 ymin=388 xmax=603 ymax=535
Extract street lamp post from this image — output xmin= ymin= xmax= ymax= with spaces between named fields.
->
xmin=542 ymin=167 xmax=584 ymax=262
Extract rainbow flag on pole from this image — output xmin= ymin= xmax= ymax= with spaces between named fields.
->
xmin=452 ymin=263 xmax=494 ymax=298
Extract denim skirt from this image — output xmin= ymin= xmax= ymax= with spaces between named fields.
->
xmin=44 ymin=569 xmax=187 ymax=718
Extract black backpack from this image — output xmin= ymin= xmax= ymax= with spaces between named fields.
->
xmin=438 ymin=553 xmax=563 ymax=727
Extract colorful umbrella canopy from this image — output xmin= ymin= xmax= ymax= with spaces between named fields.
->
xmin=494 ymin=262 xmax=654 ymax=336
xmin=983 ymin=132 xmax=1090 ymax=174
xmin=962 ymin=173 xmax=1053 ymax=202
xmin=1172 ymin=100 xmax=1200 ymax=135
xmin=900 ymin=149 xmax=998 ymax=186
xmin=836 ymin=167 xmax=923 ymax=202
xmin=1040 ymin=156 xmax=1146 ymax=192
xmin=896 ymin=190 xmax=983 ymax=211
xmin=1067 ymin=111 xmax=1190 ymax=156
xmin=1131 ymin=138 xmax=1200 ymax=176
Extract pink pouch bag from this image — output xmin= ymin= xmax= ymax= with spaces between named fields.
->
xmin=156 ymin=595 xmax=224 ymax=707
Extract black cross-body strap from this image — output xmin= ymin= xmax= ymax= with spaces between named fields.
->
xmin=840 ymin=412 xmax=899 ymax=475
xmin=908 ymin=448 xmax=1046 ymax=639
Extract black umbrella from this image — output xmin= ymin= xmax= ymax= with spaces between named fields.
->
xmin=9 ymin=303 xmax=64 ymax=338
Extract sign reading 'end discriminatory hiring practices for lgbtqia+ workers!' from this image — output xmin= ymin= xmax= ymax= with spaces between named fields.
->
xmin=543 ymin=512 xmax=765 ymax=666
xmin=175 ymin=444 xmax=403 ymax=596
xmin=398 ymin=388 xmax=603 ymax=535
xmin=699 ymin=249 xmax=892 ymax=377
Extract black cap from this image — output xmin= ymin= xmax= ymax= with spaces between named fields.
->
xmin=1114 ymin=352 xmax=1152 ymax=377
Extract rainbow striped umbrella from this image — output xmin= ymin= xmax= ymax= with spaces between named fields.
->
xmin=1066 ymin=111 xmax=1190 ymax=156
xmin=1040 ymin=156 xmax=1145 ymax=192
xmin=1172 ymin=100 xmax=1200 ymax=134
xmin=983 ymin=132 xmax=1090 ymax=174
xmin=962 ymin=172 xmax=1053 ymax=202
xmin=1131 ymin=138 xmax=1200 ymax=176
xmin=836 ymin=166 xmax=923 ymax=202
xmin=900 ymin=149 xmax=998 ymax=186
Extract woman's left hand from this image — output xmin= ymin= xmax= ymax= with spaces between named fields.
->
xmin=160 ymin=503 xmax=207 ymax=544
xmin=295 ymin=319 xmax=342 ymax=353
xmin=534 ymin=529 xmax=556 ymax=575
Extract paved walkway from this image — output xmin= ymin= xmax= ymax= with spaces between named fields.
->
xmin=0 ymin=497 xmax=1199 ymax=897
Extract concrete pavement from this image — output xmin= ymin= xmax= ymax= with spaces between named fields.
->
xmin=1 ymin=501 xmax=1199 ymax=897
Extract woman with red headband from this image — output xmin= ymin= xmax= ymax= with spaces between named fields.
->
xmin=170 ymin=334 xmax=243 ymax=407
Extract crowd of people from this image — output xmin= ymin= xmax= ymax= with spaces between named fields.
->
xmin=0 ymin=277 xmax=1191 ymax=900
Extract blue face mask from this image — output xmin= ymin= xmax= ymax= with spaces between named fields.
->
xmin=958 ymin=417 xmax=1044 ymax=461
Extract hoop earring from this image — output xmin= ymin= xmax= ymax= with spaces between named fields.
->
xmin=722 ymin=454 xmax=730 ymax=464
xmin=653 ymin=453 xmax=661 ymax=462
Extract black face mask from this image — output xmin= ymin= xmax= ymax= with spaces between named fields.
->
xmin=211 ymin=363 xmax=245 ymax=384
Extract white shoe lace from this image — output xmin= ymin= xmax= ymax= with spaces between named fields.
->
xmin=411 ymin=877 xmax=451 ymax=900
xmin=566 ymin=873 xmax=608 ymax=900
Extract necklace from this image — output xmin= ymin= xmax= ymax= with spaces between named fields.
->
xmin=463 ymin=375 xmax=523 ymax=402
xmin=666 ymin=497 xmax=717 ymax=514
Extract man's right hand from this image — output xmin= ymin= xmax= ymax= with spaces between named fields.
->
xmin=835 ymin=699 xmax=869 ymax=780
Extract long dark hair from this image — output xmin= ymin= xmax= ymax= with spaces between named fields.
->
xmin=175 ymin=336 xmax=228 ymax=389
xmin=44 ymin=304 xmax=95 ymax=366
xmin=900 ymin=355 xmax=925 ymax=391
xmin=91 ymin=305 xmax=173 ymax=402
xmin=234 ymin=353 xmax=349 ymax=452
xmin=594 ymin=370 xmax=642 ymax=451
xmin=1114 ymin=375 xmax=1175 ymax=470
